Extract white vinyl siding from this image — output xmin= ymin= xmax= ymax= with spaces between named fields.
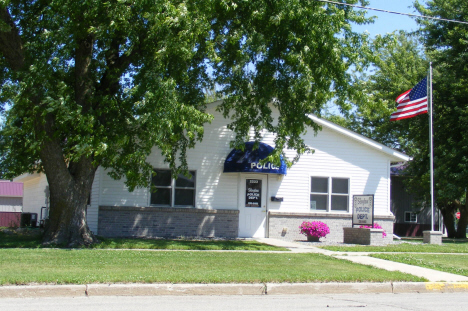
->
xmin=99 ymin=102 xmax=397 ymax=217
xmin=99 ymin=105 xmax=238 ymax=211
xmin=263 ymin=120 xmax=392 ymax=216
xmin=0 ymin=197 xmax=22 ymax=212
xmin=99 ymin=169 xmax=149 ymax=207
xmin=86 ymin=167 xmax=102 ymax=234
xmin=20 ymin=174 xmax=49 ymax=215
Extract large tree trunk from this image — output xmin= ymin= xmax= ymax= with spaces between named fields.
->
xmin=440 ymin=207 xmax=457 ymax=238
xmin=39 ymin=121 xmax=98 ymax=246
xmin=42 ymin=169 xmax=97 ymax=247
xmin=41 ymin=22 xmax=98 ymax=246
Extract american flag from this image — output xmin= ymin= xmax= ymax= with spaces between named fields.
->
xmin=390 ymin=77 xmax=428 ymax=121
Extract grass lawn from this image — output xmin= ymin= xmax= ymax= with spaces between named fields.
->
xmin=91 ymin=237 xmax=288 ymax=251
xmin=371 ymin=253 xmax=468 ymax=277
xmin=319 ymin=238 xmax=468 ymax=253
xmin=0 ymin=249 xmax=425 ymax=285
xmin=0 ymin=230 xmax=287 ymax=251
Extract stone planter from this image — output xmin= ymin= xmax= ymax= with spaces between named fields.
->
xmin=343 ymin=227 xmax=387 ymax=245
xmin=307 ymin=235 xmax=320 ymax=242
xmin=423 ymin=231 xmax=443 ymax=244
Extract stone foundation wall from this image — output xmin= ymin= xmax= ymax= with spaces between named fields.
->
xmin=98 ymin=206 xmax=239 ymax=238
xmin=268 ymin=211 xmax=394 ymax=244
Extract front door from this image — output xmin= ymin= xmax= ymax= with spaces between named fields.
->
xmin=238 ymin=174 xmax=267 ymax=238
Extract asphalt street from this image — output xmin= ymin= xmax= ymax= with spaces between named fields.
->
xmin=2 ymin=293 xmax=468 ymax=311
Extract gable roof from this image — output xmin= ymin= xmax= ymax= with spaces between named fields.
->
xmin=13 ymin=172 xmax=43 ymax=183
xmin=307 ymin=114 xmax=410 ymax=162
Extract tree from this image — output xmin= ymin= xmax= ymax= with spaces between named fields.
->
xmin=0 ymin=0 xmax=371 ymax=246
xmin=413 ymin=0 xmax=468 ymax=238
xmin=326 ymin=31 xmax=441 ymax=233
xmin=334 ymin=1 xmax=468 ymax=238
xmin=327 ymin=30 xmax=428 ymax=154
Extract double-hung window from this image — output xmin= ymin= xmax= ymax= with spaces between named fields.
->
xmin=310 ymin=177 xmax=349 ymax=212
xmin=404 ymin=212 xmax=417 ymax=223
xmin=150 ymin=169 xmax=196 ymax=207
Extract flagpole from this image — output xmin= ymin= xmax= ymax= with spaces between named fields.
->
xmin=429 ymin=62 xmax=434 ymax=231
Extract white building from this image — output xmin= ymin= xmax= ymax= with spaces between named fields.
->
xmin=16 ymin=101 xmax=409 ymax=242
xmin=13 ymin=173 xmax=49 ymax=226
xmin=93 ymin=101 xmax=409 ymax=243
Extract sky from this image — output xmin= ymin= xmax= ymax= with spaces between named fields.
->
xmin=352 ymin=0 xmax=421 ymax=36
xmin=322 ymin=1 xmax=426 ymax=115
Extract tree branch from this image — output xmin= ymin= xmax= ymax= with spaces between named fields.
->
xmin=75 ymin=34 xmax=95 ymax=109
xmin=0 ymin=6 xmax=25 ymax=71
xmin=96 ymin=39 xmax=138 ymax=97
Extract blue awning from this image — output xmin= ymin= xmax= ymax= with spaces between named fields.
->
xmin=223 ymin=142 xmax=287 ymax=175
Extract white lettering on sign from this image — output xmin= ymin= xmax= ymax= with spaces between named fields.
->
xmin=250 ymin=162 xmax=279 ymax=170
xmin=246 ymin=179 xmax=262 ymax=208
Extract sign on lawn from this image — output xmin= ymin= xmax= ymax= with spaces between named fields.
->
xmin=352 ymin=195 xmax=374 ymax=226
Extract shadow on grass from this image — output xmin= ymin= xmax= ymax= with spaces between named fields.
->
xmin=90 ymin=237 xmax=283 ymax=251
xmin=0 ymin=229 xmax=286 ymax=251
xmin=441 ymin=237 xmax=468 ymax=244
xmin=0 ymin=229 xmax=43 ymax=248
xmin=400 ymin=237 xmax=468 ymax=244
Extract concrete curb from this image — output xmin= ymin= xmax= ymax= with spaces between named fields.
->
xmin=0 ymin=285 xmax=87 ymax=298
xmin=265 ymin=282 xmax=393 ymax=295
xmin=393 ymin=282 xmax=468 ymax=294
xmin=2 ymin=282 xmax=468 ymax=298
xmin=86 ymin=283 xmax=266 ymax=296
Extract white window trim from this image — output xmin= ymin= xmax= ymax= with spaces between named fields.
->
xmin=404 ymin=211 xmax=417 ymax=223
xmin=310 ymin=176 xmax=350 ymax=213
xmin=149 ymin=169 xmax=197 ymax=208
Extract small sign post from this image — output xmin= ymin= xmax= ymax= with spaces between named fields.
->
xmin=352 ymin=195 xmax=374 ymax=227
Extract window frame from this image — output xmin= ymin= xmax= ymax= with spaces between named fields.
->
xmin=404 ymin=211 xmax=417 ymax=223
xmin=310 ymin=176 xmax=350 ymax=212
xmin=150 ymin=169 xmax=196 ymax=208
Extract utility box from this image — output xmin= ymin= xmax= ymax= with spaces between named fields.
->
xmin=21 ymin=213 xmax=38 ymax=227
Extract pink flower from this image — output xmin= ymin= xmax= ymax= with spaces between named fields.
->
xmin=359 ymin=222 xmax=387 ymax=238
xmin=299 ymin=221 xmax=330 ymax=238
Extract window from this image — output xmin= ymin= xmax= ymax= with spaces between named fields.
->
xmin=405 ymin=212 xmax=417 ymax=223
xmin=150 ymin=169 xmax=196 ymax=207
xmin=310 ymin=177 xmax=349 ymax=212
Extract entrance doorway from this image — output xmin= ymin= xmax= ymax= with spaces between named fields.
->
xmin=238 ymin=174 xmax=267 ymax=238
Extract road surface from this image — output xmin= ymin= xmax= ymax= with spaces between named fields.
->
xmin=1 ymin=293 xmax=468 ymax=311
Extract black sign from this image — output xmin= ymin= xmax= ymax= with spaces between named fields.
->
xmin=245 ymin=179 xmax=262 ymax=208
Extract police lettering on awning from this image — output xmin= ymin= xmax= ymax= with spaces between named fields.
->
xmin=223 ymin=142 xmax=287 ymax=175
